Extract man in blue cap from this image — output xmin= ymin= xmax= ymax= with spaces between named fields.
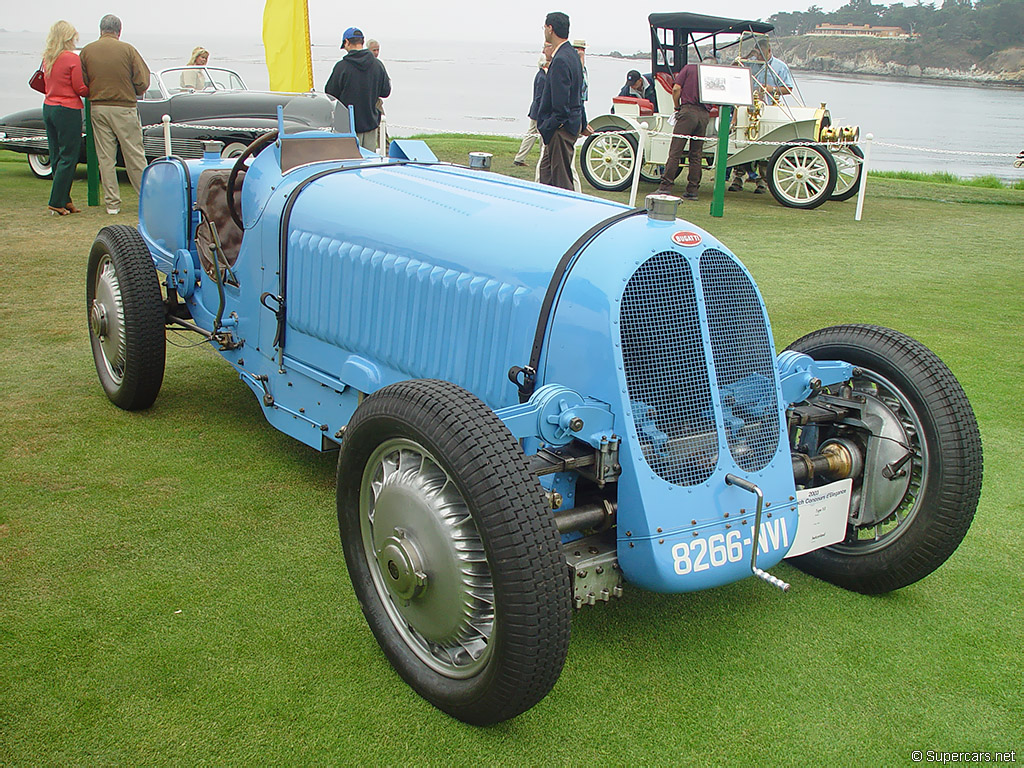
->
xmin=325 ymin=26 xmax=391 ymax=150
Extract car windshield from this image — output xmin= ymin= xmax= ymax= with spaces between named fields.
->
xmin=154 ymin=67 xmax=247 ymax=97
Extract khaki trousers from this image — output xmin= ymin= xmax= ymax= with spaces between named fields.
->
xmin=90 ymin=105 xmax=147 ymax=209
xmin=514 ymin=119 xmax=540 ymax=164
xmin=540 ymin=128 xmax=579 ymax=191
xmin=357 ymin=130 xmax=378 ymax=152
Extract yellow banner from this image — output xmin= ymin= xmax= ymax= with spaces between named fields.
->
xmin=262 ymin=0 xmax=313 ymax=92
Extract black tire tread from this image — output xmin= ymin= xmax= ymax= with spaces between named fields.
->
xmin=337 ymin=379 xmax=570 ymax=724
xmin=786 ymin=324 xmax=982 ymax=593
xmin=87 ymin=225 xmax=166 ymax=410
xmin=829 ymin=144 xmax=864 ymax=202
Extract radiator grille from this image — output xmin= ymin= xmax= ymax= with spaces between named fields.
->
xmin=620 ymin=251 xmax=717 ymax=486
xmin=699 ymin=249 xmax=780 ymax=472
xmin=0 ymin=126 xmax=50 ymax=152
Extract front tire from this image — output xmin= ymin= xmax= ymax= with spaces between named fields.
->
xmin=786 ymin=325 xmax=982 ymax=594
xmin=337 ymin=379 xmax=570 ymax=724
xmin=581 ymin=127 xmax=638 ymax=192
xmin=87 ymin=225 xmax=166 ymax=410
xmin=829 ymin=144 xmax=864 ymax=201
xmin=767 ymin=141 xmax=837 ymax=209
xmin=28 ymin=153 xmax=52 ymax=179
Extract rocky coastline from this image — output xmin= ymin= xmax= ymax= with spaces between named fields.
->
xmin=776 ymin=37 xmax=1024 ymax=86
xmin=605 ymin=37 xmax=1024 ymax=87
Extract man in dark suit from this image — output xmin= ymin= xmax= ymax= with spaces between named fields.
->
xmin=536 ymin=11 xmax=583 ymax=190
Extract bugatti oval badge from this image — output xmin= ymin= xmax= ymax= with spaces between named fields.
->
xmin=672 ymin=231 xmax=702 ymax=247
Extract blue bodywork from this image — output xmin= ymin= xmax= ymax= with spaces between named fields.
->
xmin=137 ymin=128 xmax=853 ymax=594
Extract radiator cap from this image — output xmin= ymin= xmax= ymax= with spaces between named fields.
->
xmin=645 ymin=193 xmax=681 ymax=222
xmin=469 ymin=151 xmax=493 ymax=170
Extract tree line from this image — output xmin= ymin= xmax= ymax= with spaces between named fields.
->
xmin=767 ymin=0 xmax=1024 ymax=59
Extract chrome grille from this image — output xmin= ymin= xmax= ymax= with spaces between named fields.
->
xmin=0 ymin=126 xmax=50 ymax=151
xmin=143 ymin=136 xmax=208 ymax=159
xmin=620 ymin=251 xmax=717 ymax=486
xmin=699 ymin=249 xmax=780 ymax=472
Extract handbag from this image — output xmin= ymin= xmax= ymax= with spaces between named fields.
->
xmin=29 ymin=62 xmax=45 ymax=94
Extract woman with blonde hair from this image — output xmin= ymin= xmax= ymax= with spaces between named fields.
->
xmin=181 ymin=46 xmax=210 ymax=91
xmin=41 ymin=19 xmax=88 ymax=215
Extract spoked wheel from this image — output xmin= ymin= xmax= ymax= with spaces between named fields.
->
xmin=87 ymin=225 xmax=166 ymax=410
xmin=829 ymin=144 xmax=864 ymax=201
xmin=786 ymin=325 xmax=982 ymax=594
xmin=28 ymin=153 xmax=52 ymax=179
xmin=640 ymin=161 xmax=664 ymax=184
xmin=337 ymin=379 xmax=570 ymax=724
xmin=581 ymin=127 xmax=638 ymax=192
xmin=767 ymin=141 xmax=837 ymax=209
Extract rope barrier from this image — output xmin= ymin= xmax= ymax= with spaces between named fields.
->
xmin=4 ymin=122 xmax=1019 ymax=161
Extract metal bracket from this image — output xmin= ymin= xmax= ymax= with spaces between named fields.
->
xmin=528 ymin=440 xmax=621 ymax=486
xmin=496 ymin=384 xmax=615 ymax=449
xmin=564 ymin=532 xmax=624 ymax=609
xmin=777 ymin=351 xmax=854 ymax=405
xmin=725 ymin=474 xmax=790 ymax=592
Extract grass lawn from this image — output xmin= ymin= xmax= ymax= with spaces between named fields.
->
xmin=1 ymin=141 xmax=1021 ymax=765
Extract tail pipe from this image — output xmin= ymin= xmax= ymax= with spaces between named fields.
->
xmin=725 ymin=474 xmax=790 ymax=592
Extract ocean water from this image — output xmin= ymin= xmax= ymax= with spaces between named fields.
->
xmin=2 ymin=31 xmax=1022 ymax=180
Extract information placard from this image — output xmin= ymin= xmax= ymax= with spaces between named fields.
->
xmin=786 ymin=478 xmax=853 ymax=558
xmin=698 ymin=64 xmax=753 ymax=107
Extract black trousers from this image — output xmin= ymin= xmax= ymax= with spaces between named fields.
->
xmin=657 ymin=104 xmax=710 ymax=195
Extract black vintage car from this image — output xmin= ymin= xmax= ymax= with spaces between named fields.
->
xmin=0 ymin=66 xmax=334 ymax=178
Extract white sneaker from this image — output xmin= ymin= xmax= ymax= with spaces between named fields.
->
xmin=106 ymin=207 xmax=120 ymax=215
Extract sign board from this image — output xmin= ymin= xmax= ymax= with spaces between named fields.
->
xmin=786 ymin=478 xmax=853 ymax=558
xmin=698 ymin=64 xmax=753 ymax=107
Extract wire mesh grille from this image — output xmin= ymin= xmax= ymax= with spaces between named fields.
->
xmin=699 ymin=249 xmax=781 ymax=472
xmin=620 ymin=251 xmax=717 ymax=486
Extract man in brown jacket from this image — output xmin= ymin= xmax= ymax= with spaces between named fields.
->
xmin=80 ymin=14 xmax=150 ymax=214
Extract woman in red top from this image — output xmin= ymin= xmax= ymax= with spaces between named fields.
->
xmin=42 ymin=20 xmax=88 ymax=215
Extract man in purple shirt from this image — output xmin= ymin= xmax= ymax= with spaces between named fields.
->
xmin=656 ymin=53 xmax=716 ymax=200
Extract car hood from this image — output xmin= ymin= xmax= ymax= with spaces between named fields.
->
xmin=0 ymin=108 xmax=47 ymax=128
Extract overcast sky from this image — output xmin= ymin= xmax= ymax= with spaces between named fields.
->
xmin=4 ymin=0 xmax=852 ymax=49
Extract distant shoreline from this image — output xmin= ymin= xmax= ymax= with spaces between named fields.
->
xmin=596 ymin=51 xmax=1024 ymax=89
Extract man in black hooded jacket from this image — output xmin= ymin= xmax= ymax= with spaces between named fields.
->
xmin=325 ymin=27 xmax=391 ymax=150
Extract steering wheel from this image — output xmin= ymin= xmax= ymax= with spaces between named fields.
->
xmin=227 ymin=129 xmax=278 ymax=229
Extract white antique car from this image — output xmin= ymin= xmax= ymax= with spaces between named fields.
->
xmin=582 ymin=12 xmax=862 ymax=209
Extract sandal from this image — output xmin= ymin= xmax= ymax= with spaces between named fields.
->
xmin=48 ymin=205 xmax=69 ymax=216
xmin=64 ymin=200 xmax=82 ymax=214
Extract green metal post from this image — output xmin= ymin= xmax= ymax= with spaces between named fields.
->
xmin=709 ymin=104 xmax=733 ymax=218
xmin=84 ymin=99 xmax=99 ymax=207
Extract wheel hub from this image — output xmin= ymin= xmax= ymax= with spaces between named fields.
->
xmin=360 ymin=439 xmax=495 ymax=677
xmin=91 ymin=256 xmax=127 ymax=384
xmin=377 ymin=528 xmax=428 ymax=602
xmin=90 ymin=300 xmax=108 ymax=339
xmin=829 ymin=368 xmax=927 ymax=554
